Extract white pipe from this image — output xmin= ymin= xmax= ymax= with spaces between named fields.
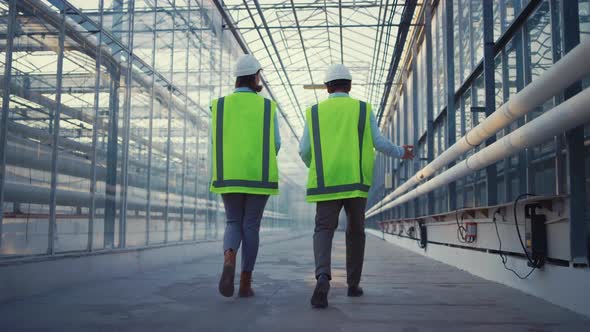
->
xmin=367 ymin=39 xmax=590 ymax=215
xmin=3 ymin=181 xmax=289 ymax=219
xmin=367 ymin=85 xmax=590 ymax=218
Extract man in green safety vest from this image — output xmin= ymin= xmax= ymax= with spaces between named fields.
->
xmin=210 ymin=54 xmax=280 ymax=298
xmin=299 ymin=64 xmax=414 ymax=308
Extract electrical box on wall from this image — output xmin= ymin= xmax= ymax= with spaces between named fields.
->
xmin=525 ymin=204 xmax=547 ymax=268
xmin=419 ymin=221 xmax=427 ymax=249
xmin=465 ymin=222 xmax=477 ymax=242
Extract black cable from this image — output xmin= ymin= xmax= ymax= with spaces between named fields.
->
xmin=492 ymin=209 xmax=537 ymax=279
xmin=406 ymin=226 xmax=415 ymax=238
xmin=455 ymin=208 xmax=466 ymax=243
xmin=513 ymin=193 xmax=539 ymax=266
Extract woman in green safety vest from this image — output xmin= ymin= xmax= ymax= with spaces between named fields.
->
xmin=210 ymin=54 xmax=281 ymax=298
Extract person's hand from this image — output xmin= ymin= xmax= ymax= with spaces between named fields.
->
xmin=402 ymin=145 xmax=414 ymax=160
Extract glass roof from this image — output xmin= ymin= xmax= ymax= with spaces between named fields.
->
xmin=222 ymin=0 xmax=422 ymax=137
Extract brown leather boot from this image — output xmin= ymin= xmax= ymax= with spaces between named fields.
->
xmin=238 ymin=271 xmax=254 ymax=298
xmin=218 ymin=250 xmax=236 ymax=297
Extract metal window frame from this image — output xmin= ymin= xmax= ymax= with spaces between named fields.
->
xmin=47 ymin=6 xmax=68 ymax=255
xmin=0 ymin=0 xmax=18 ymax=250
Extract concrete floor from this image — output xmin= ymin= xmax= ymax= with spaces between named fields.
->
xmin=0 ymin=232 xmax=588 ymax=331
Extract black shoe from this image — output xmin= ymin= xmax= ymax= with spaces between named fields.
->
xmin=347 ymin=285 xmax=364 ymax=297
xmin=310 ymin=277 xmax=330 ymax=308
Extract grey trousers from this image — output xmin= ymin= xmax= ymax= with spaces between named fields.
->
xmin=221 ymin=193 xmax=269 ymax=272
xmin=313 ymin=197 xmax=367 ymax=287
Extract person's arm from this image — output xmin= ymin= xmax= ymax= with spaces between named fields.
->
xmin=208 ymin=105 xmax=214 ymax=186
xmin=370 ymin=111 xmax=405 ymax=158
xmin=274 ymin=114 xmax=281 ymax=154
xmin=299 ymin=124 xmax=312 ymax=167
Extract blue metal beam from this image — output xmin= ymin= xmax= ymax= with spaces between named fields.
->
xmin=444 ymin=0 xmax=456 ymax=211
xmin=483 ymin=0 xmax=497 ymax=206
xmin=88 ymin=0 xmax=105 ymax=251
xmin=425 ymin=2 xmax=435 ymax=215
xmin=47 ymin=7 xmax=67 ymax=254
xmin=0 ymin=0 xmax=17 ymax=249
xmin=560 ymin=0 xmax=588 ymax=265
xmin=375 ymin=1 xmax=417 ymax=125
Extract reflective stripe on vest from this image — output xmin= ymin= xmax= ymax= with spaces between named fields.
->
xmin=211 ymin=95 xmax=278 ymax=192
xmin=307 ymin=100 xmax=370 ymax=196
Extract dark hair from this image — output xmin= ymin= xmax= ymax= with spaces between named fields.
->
xmin=235 ymin=70 xmax=261 ymax=91
xmin=326 ymin=79 xmax=351 ymax=93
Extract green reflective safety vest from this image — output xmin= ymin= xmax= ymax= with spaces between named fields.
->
xmin=305 ymin=97 xmax=375 ymax=202
xmin=210 ymin=92 xmax=279 ymax=195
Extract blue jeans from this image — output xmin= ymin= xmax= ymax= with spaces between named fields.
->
xmin=221 ymin=193 xmax=269 ymax=272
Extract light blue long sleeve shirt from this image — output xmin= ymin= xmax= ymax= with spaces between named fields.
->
xmin=298 ymin=92 xmax=404 ymax=167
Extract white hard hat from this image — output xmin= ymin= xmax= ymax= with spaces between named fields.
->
xmin=324 ymin=64 xmax=352 ymax=83
xmin=234 ymin=54 xmax=262 ymax=77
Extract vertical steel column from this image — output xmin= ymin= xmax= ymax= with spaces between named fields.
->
xmin=459 ymin=97 xmax=467 ymax=207
xmin=180 ymin=0 xmax=192 ymax=242
xmin=411 ymin=64 xmax=420 ymax=217
xmin=425 ymin=1 xmax=435 ymax=215
xmin=0 ymin=0 xmax=17 ymax=249
xmin=104 ymin=0 xmax=124 ymax=249
xmin=560 ymin=0 xmax=588 ymax=265
xmin=206 ymin=81 xmax=213 ymax=235
xmin=389 ymin=115 xmax=394 ymax=219
xmin=520 ymin=3 xmax=535 ymax=194
xmin=398 ymin=102 xmax=402 ymax=197
xmin=468 ymin=0 xmax=478 ymax=206
xmin=47 ymin=7 xmax=67 ymax=255
xmin=193 ymin=131 xmax=201 ymax=241
xmin=499 ymin=0 xmax=511 ymax=203
xmin=397 ymin=102 xmax=402 ymax=215
xmin=497 ymin=0 xmax=511 ymax=202
xmin=339 ymin=0 xmax=344 ymax=63
xmin=164 ymin=0 xmax=177 ymax=243
xmin=194 ymin=0 xmax=204 ymax=241
xmin=549 ymin=0 xmax=566 ymax=196
xmin=214 ymin=13 xmax=223 ymax=240
xmin=146 ymin=0 xmax=158 ymax=246
xmin=89 ymin=0 xmax=105 ymax=251
xmin=104 ymin=72 xmax=120 ymax=248
xmin=455 ymin=0 xmax=464 ymax=205
xmin=444 ymin=0 xmax=456 ymax=211
xmin=513 ymin=4 xmax=527 ymax=197
xmin=457 ymin=0 xmax=464 ymax=87
xmin=119 ymin=0 xmax=136 ymax=249
xmin=403 ymin=87 xmax=410 ymax=218
xmin=482 ymin=0 xmax=497 ymax=206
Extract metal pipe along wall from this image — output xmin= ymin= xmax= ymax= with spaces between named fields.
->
xmin=368 ymin=84 xmax=590 ymax=217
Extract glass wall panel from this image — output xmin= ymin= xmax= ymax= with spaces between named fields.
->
xmin=369 ymin=0 xmax=590 ymax=224
xmin=53 ymin=32 xmax=99 ymax=252
xmin=526 ymin=0 xmax=556 ymax=196
xmin=1 ymin=3 xmax=60 ymax=255
xmin=494 ymin=1 xmax=523 ymax=40
xmin=471 ymin=0 xmax=484 ymax=66
xmin=0 ymin=0 xmax=297 ymax=259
